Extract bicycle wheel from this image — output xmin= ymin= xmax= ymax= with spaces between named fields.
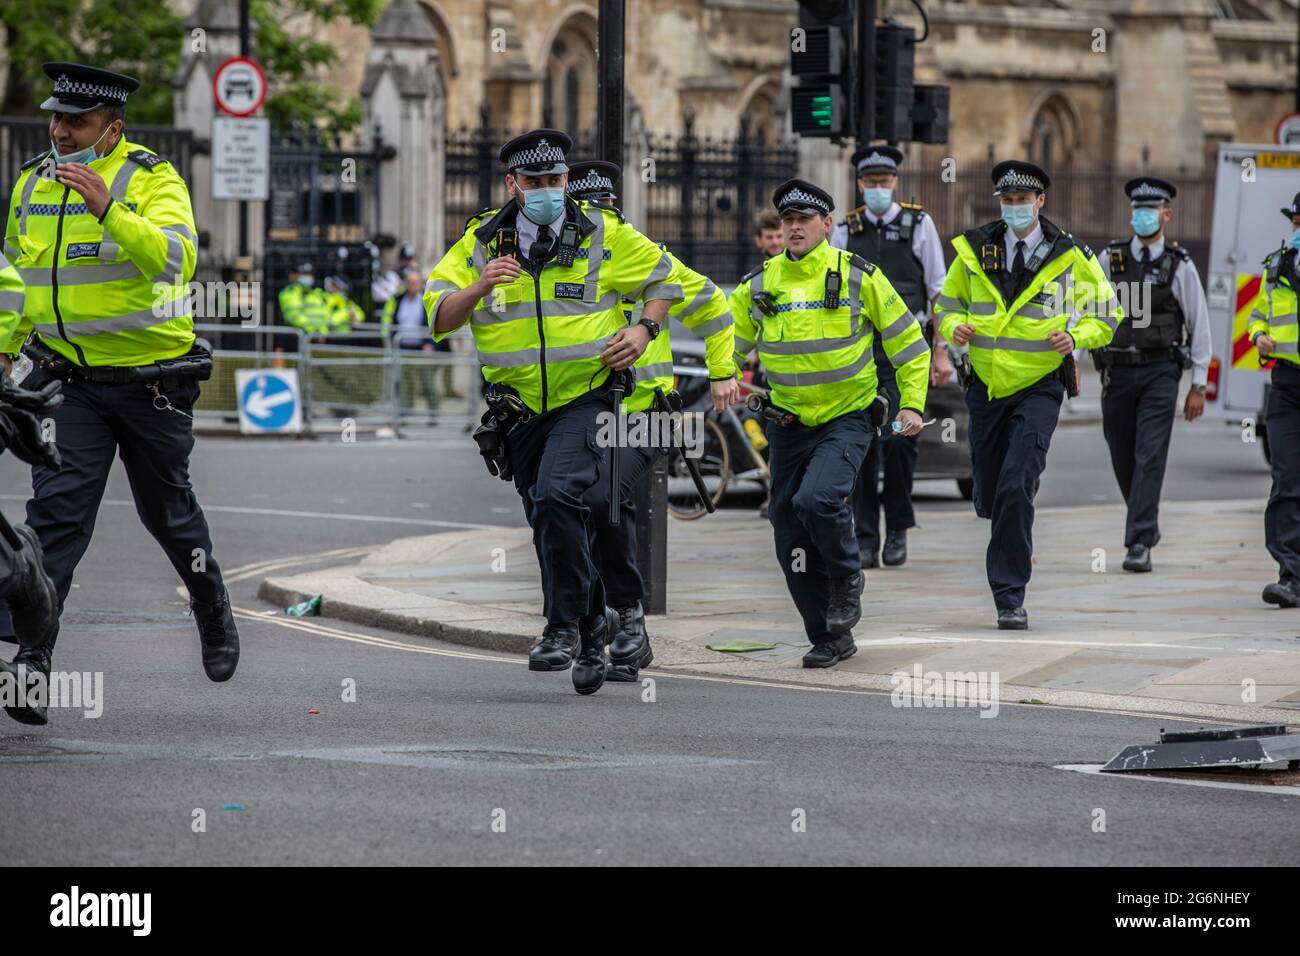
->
xmin=667 ymin=418 xmax=730 ymax=520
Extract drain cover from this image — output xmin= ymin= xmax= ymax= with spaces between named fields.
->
xmin=1102 ymin=724 xmax=1300 ymax=773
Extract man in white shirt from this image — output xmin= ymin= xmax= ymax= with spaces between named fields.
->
xmin=1091 ymin=176 xmax=1213 ymax=573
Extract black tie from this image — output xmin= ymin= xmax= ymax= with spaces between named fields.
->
xmin=532 ymin=224 xmax=555 ymax=262
xmin=1012 ymin=240 xmax=1026 ymax=277
xmin=1139 ymin=245 xmax=1152 ymax=277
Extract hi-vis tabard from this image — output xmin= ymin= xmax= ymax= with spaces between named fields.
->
xmin=934 ymin=217 xmax=1120 ymax=399
xmin=425 ymin=199 xmax=683 ymax=414
xmin=728 ymin=239 xmax=930 ymax=427
xmin=1246 ymin=247 xmax=1299 ymax=368
xmin=4 ymin=135 xmax=197 ymax=366
xmin=623 ymin=247 xmax=735 ymax=413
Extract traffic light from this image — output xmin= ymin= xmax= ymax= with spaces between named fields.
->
xmin=790 ymin=1 xmax=854 ymax=137
xmin=873 ymin=23 xmax=914 ymax=142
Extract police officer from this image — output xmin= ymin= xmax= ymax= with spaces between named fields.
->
xmin=730 ymin=179 xmax=929 ymax=667
xmin=565 ymin=160 xmax=738 ymax=681
xmin=280 ymin=262 xmax=332 ymax=338
xmin=0 ymin=63 xmax=239 ymax=722
xmin=1094 ymin=177 xmax=1212 ymax=573
xmin=831 ymin=145 xmax=950 ymax=569
xmin=1248 ymin=191 xmax=1300 ymax=607
xmin=424 ymin=130 xmax=686 ymax=695
xmin=935 ymin=161 xmax=1119 ymax=629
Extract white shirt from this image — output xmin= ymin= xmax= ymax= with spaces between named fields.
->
xmin=1097 ymin=235 xmax=1214 ymax=388
xmin=1004 ymin=221 xmax=1045 ymax=270
xmin=830 ymin=201 xmax=947 ymax=309
xmin=517 ymin=209 xmax=566 ymax=261
xmin=393 ymin=292 xmax=428 ymax=347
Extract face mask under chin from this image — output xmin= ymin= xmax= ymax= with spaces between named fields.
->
xmin=52 ymin=123 xmax=114 ymax=165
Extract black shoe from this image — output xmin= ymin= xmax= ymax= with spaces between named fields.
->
xmin=861 ymin=550 xmax=880 ymax=570
xmin=997 ymin=607 xmax=1028 ymax=630
xmin=529 ymin=622 xmax=579 ymax=671
xmin=192 ymin=591 xmax=240 ymax=682
xmin=1262 ymin=578 xmax=1300 ymax=608
xmin=882 ymin=529 xmax=908 ymax=567
xmin=608 ymin=603 xmax=649 ymax=665
xmin=573 ymin=608 xmax=616 ymax=695
xmin=802 ymin=634 xmax=857 ymax=669
xmin=0 ymin=523 xmax=58 ymax=653
xmin=606 ymin=637 xmax=655 ymax=683
xmin=3 ymin=645 xmax=52 ymax=726
xmin=1122 ymin=543 xmax=1152 ymax=573
xmin=826 ymin=571 xmax=864 ymax=633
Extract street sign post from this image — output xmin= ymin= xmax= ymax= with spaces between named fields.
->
xmin=236 ymin=369 xmax=303 ymax=435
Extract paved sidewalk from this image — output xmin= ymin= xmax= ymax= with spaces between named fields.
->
xmin=260 ymin=497 xmax=1300 ymax=723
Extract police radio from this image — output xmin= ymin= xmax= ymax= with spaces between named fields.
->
xmin=556 ymin=222 xmax=581 ymax=268
xmin=823 ymin=269 xmax=842 ymax=310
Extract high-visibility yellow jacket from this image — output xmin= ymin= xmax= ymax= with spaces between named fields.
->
xmin=934 ymin=217 xmax=1119 ymax=399
xmin=424 ymin=199 xmax=683 ymax=414
xmin=3 ymin=135 xmax=197 ymax=366
xmin=278 ymin=283 xmax=332 ymax=336
xmin=623 ymin=248 xmax=736 ymax=413
xmin=1246 ymin=246 xmax=1299 ymax=368
xmin=728 ymin=238 xmax=930 ymax=427
xmin=324 ymin=289 xmax=363 ymax=332
xmin=0 ymin=250 xmax=23 ymax=347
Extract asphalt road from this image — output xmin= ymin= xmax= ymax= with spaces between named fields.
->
xmin=0 ymin=421 xmax=1292 ymax=866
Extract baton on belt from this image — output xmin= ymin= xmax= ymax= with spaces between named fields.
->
xmin=608 ymin=369 xmax=630 ymax=526
xmin=657 ymin=387 xmax=715 ymax=514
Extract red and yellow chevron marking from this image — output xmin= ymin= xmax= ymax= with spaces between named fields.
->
xmin=1231 ymin=273 xmax=1273 ymax=370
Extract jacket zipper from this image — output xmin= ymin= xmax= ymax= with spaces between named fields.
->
xmin=50 ymin=184 xmax=89 ymax=367
xmin=530 ymin=263 xmax=548 ymax=412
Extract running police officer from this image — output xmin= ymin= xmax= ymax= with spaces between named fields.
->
xmin=1248 ymin=191 xmax=1300 ymax=607
xmin=831 ymin=145 xmax=949 ymax=569
xmin=1094 ymin=177 xmax=1212 ymax=573
xmin=935 ymin=160 xmax=1119 ymax=629
xmin=730 ymin=179 xmax=929 ymax=668
xmin=0 ymin=64 xmax=239 ymax=723
xmin=424 ymin=130 xmax=685 ymax=695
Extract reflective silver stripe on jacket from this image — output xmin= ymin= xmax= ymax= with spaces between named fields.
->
xmin=478 ymin=338 xmax=608 ymax=368
xmin=1269 ymin=311 xmax=1299 ymax=327
xmin=763 ymin=343 xmax=875 ymax=387
xmin=17 ymin=171 xmax=41 ymax=237
xmin=936 ymin=293 xmax=968 ymax=312
xmin=759 ymin=321 xmax=873 ymax=356
xmin=689 ymin=311 xmax=733 ymax=338
xmin=846 ymin=259 xmax=865 ymax=333
xmin=680 ymin=279 xmax=718 ymax=318
xmin=472 ymin=292 xmax=620 ymax=326
xmin=0 ymin=290 xmax=23 ymax=313
xmin=969 ymin=334 xmax=1057 ymax=353
xmin=888 ymin=336 xmax=930 ymax=367
xmin=31 ymin=303 xmax=192 ymax=338
xmin=151 ymin=229 xmax=187 ymax=284
xmin=633 ymin=361 xmax=674 ymax=381
xmin=19 ymin=262 xmax=141 ymax=287
xmin=628 ymin=252 xmax=673 ymax=302
xmin=583 ymin=209 xmax=605 ymax=303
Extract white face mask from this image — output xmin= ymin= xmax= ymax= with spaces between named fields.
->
xmin=51 ymin=121 xmax=114 ymax=165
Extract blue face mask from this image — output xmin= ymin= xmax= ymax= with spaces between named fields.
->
xmin=297 ymin=275 xmax=314 ymax=288
xmin=1132 ymin=208 xmax=1161 ymax=238
xmin=1288 ymin=229 xmax=1300 ymax=251
xmin=1000 ymin=202 xmax=1037 ymax=234
xmin=519 ymin=187 xmax=566 ymax=225
xmin=864 ymin=187 xmax=893 ymax=215
xmin=51 ymin=123 xmax=113 ymax=165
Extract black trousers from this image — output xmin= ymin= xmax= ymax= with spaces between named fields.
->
xmin=1265 ymin=361 xmax=1300 ymax=582
xmin=853 ymin=429 xmax=918 ymax=556
xmin=1100 ymin=358 xmax=1181 ymax=548
xmin=583 ymin=431 xmax=658 ymax=609
xmin=965 ymin=372 xmax=1064 ymax=611
xmin=767 ymin=409 xmax=873 ymax=644
xmin=0 ymin=373 xmax=225 ymax=642
xmin=507 ymin=388 xmax=609 ymax=625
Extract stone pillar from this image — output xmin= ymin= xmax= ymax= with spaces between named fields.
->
xmin=362 ymin=0 xmax=444 ymax=264
xmin=798 ymin=138 xmax=853 ymax=216
xmin=621 ymin=101 xmax=649 ymax=229
xmin=173 ymin=0 xmax=250 ymax=263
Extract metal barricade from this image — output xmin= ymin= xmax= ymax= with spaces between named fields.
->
xmin=194 ymin=322 xmax=307 ymax=431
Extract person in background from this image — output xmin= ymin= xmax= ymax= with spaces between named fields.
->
xmin=753 ymin=209 xmax=785 ymax=263
xmin=382 ymin=269 xmax=439 ymax=422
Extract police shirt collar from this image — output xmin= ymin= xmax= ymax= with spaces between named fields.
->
xmin=782 ymin=237 xmax=831 ymax=267
xmin=1130 ymin=234 xmax=1164 ymax=261
xmin=864 ymin=201 xmax=901 ymax=227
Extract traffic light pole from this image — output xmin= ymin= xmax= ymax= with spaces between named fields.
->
xmin=857 ymin=0 xmax=878 ymax=143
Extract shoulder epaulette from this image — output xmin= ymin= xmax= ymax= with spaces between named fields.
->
xmin=127 ymin=149 xmax=169 ymax=172
xmin=20 ymin=150 xmax=51 ymax=172
xmin=847 ymin=252 xmax=877 ymax=275
xmin=899 ymin=200 xmax=925 ymax=215
xmin=1168 ymin=242 xmax=1191 ymax=261
xmin=1106 ymin=238 xmax=1128 ymax=249
xmin=586 ymin=199 xmax=625 ymax=222
xmin=739 ymin=264 xmax=766 ymax=286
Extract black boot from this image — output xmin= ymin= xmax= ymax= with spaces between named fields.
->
xmin=572 ymin=607 xmax=615 ymax=695
xmin=1122 ymin=543 xmax=1152 ymax=573
xmin=3 ymin=639 xmax=53 ymax=726
xmin=191 ymin=591 xmax=240 ymax=682
xmin=802 ymin=633 xmax=857 ymax=668
xmin=607 ymin=603 xmax=653 ymax=682
xmin=882 ymin=529 xmax=908 ymax=567
xmin=1263 ymin=577 xmax=1300 ymax=608
xmin=0 ymin=523 xmax=58 ymax=653
xmin=529 ymin=622 xmax=580 ymax=671
xmin=826 ymin=571 xmax=864 ymax=633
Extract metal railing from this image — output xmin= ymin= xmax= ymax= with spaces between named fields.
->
xmin=194 ymin=323 xmax=482 ymax=434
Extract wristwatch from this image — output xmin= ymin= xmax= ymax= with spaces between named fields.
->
xmin=1192 ymin=383 xmax=1209 ymax=394
xmin=637 ymin=318 xmax=661 ymax=339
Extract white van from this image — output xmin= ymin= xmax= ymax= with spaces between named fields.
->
xmin=1204 ymin=142 xmax=1300 ymax=459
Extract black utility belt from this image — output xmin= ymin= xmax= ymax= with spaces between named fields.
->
xmin=23 ymin=339 xmax=214 ymax=386
xmin=1094 ymin=347 xmax=1184 ymax=369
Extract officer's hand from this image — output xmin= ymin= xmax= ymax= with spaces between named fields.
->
xmin=1046 ymin=330 xmax=1075 ymax=356
xmin=930 ymin=347 xmax=953 ymax=386
xmin=951 ymin=324 xmax=975 ymax=346
xmin=893 ymin=408 xmax=923 ymax=437
xmin=1184 ymin=389 xmax=1206 ymax=422
xmin=710 ymin=378 xmax=740 ymax=412
xmin=474 ymin=256 xmax=522 ymax=298
xmin=600 ymin=325 xmax=650 ymax=370
xmin=1256 ymin=333 xmax=1276 ymax=357
xmin=54 ymin=163 xmax=110 ymax=219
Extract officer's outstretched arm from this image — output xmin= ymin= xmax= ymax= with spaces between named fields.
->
xmin=867 ymin=270 xmax=929 ymax=414
xmin=934 ymin=258 xmax=972 ymax=345
xmin=113 ymin=172 xmax=197 ymax=286
xmin=611 ymin=221 xmax=685 ymax=311
xmin=728 ymin=282 xmax=758 ymax=375
xmin=670 ymin=258 xmax=735 ymax=379
xmin=0 ymin=251 xmax=23 ymax=349
xmin=424 ymin=229 xmax=485 ymax=337
xmin=1069 ymin=251 xmax=1121 ymax=351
